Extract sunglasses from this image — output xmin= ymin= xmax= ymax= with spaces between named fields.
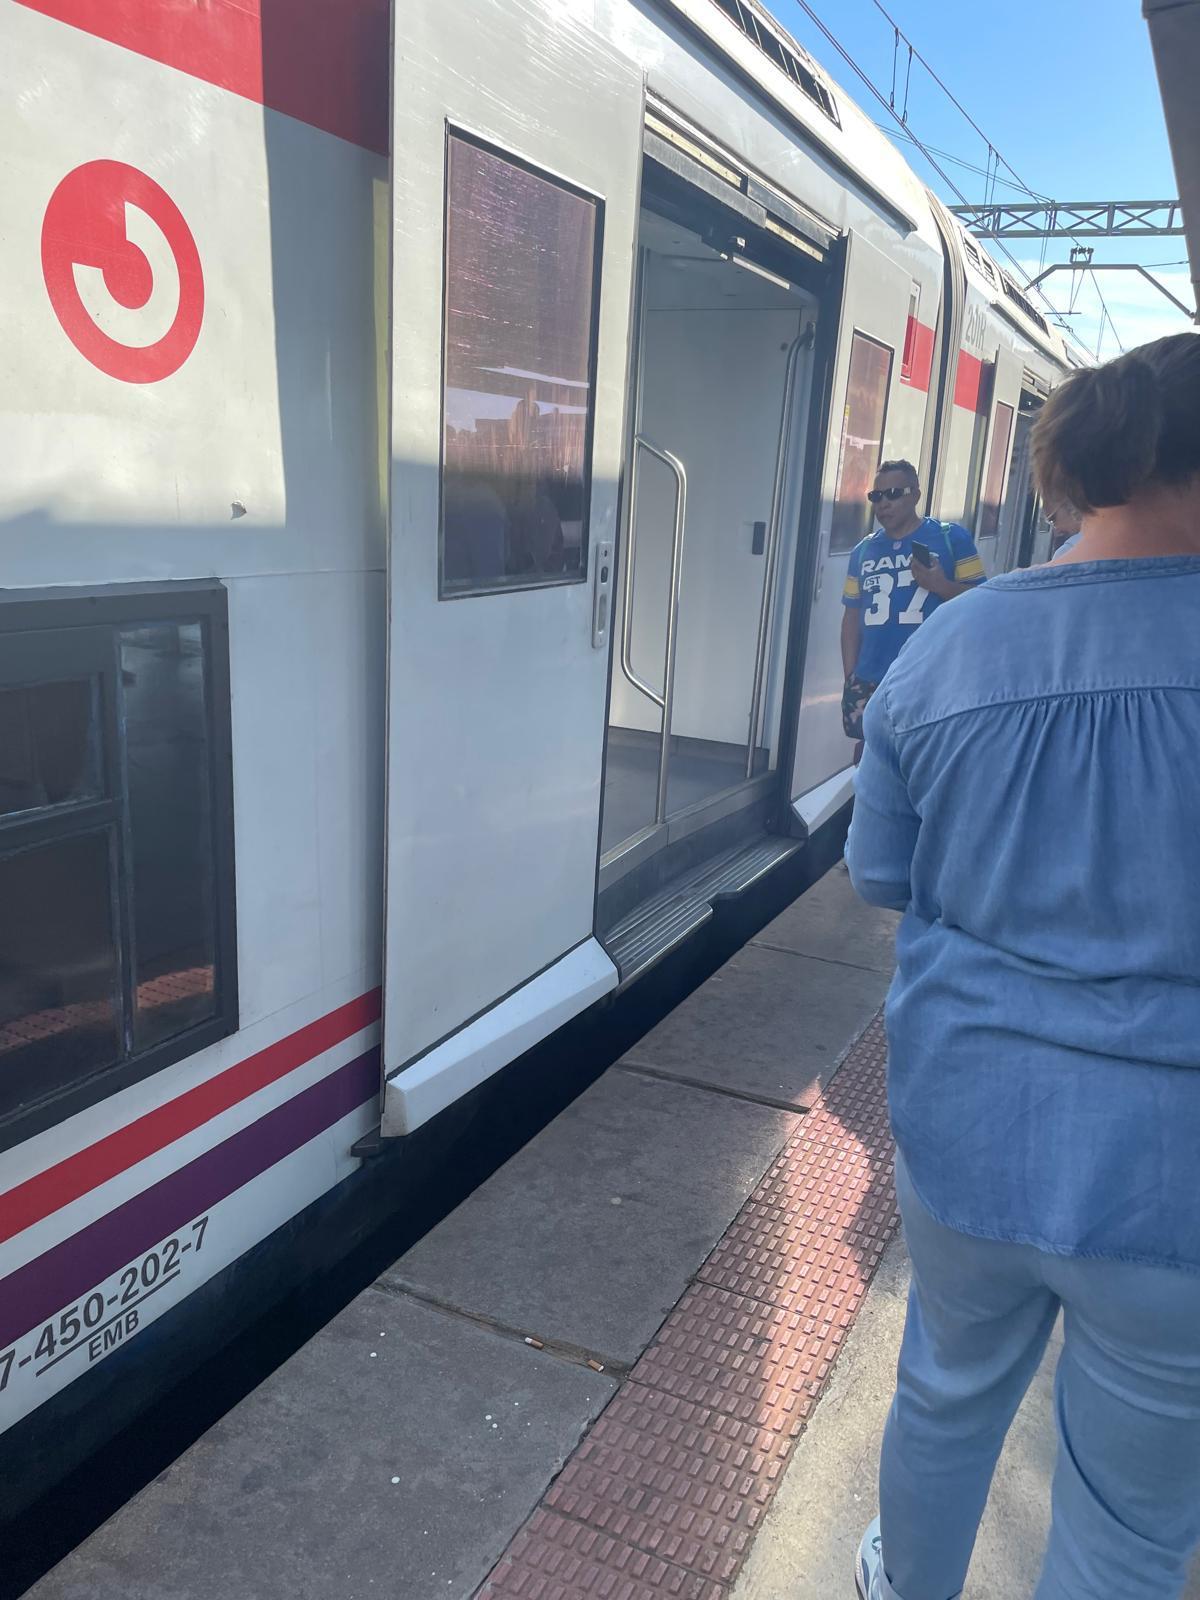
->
xmin=867 ymin=486 xmax=916 ymax=504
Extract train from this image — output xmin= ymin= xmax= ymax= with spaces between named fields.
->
xmin=0 ymin=0 xmax=1084 ymax=1506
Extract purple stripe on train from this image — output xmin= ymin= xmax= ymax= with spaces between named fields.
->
xmin=0 ymin=1050 xmax=379 ymax=1351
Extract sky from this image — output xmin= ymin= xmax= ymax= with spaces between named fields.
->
xmin=765 ymin=0 xmax=1192 ymax=358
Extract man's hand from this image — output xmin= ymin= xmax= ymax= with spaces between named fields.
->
xmin=909 ymin=558 xmax=953 ymax=598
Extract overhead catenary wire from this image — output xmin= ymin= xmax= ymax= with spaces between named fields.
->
xmin=865 ymin=0 xmax=1189 ymax=349
xmin=883 ymin=112 xmax=1186 ymax=350
xmin=790 ymin=0 xmax=1153 ymax=352
xmin=788 ymin=0 xmax=1063 ymax=317
xmin=1090 ymin=269 xmax=1126 ymax=357
xmin=875 ymin=126 xmax=1045 ymax=197
xmin=865 ymin=0 xmax=1050 ymax=204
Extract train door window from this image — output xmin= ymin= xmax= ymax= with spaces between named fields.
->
xmin=0 ymin=587 xmax=236 ymax=1147
xmin=830 ymin=331 xmax=893 ymax=553
xmin=900 ymin=284 xmax=921 ymax=383
xmin=440 ymin=132 xmax=602 ymax=597
xmin=962 ymin=362 xmax=995 ymax=530
xmin=978 ymin=401 xmax=1015 ymax=540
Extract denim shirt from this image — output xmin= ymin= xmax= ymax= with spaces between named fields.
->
xmin=846 ymin=557 xmax=1200 ymax=1273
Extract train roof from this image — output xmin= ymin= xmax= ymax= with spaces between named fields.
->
xmin=651 ymin=0 xmax=1090 ymax=372
xmin=652 ymin=0 xmax=938 ymax=241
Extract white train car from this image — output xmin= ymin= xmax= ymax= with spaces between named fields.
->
xmin=929 ymin=212 xmax=1082 ymax=575
xmin=0 ymin=0 xmax=1079 ymax=1501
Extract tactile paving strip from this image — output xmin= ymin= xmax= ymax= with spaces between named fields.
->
xmin=483 ymin=1508 xmax=728 ymax=1598
xmin=477 ymin=1008 xmax=897 ymax=1599
xmin=544 ymin=1382 xmax=784 ymax=1584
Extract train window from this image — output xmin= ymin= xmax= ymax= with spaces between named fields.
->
xmin=0 ymin=833 xmax=123 ymax=1119
xmin=121 ymin=623 xmax=220 ymax=1052
xmin=440 ymin=133 xmax=602 ymax=597
xmin=0 ymin=587 xmax=236 ymax=1147
xmin=706 ymin=0 xmax=839 ymax=123
xmin=978 ymin=402 xmax=1015 ymax=541
xmin=900 ymin=285 xmax=921 ymax=383
xmin=829 ymin=331 xmax=894 ymax=554
xmin=0 ymin=677 xmax=101 ymax=817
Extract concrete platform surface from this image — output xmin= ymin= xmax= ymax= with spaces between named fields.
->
xmin=751 ymin=860 xmax=900 ymax=975
xmin=734 ymin=1237 xmax=1200 ymax=1600
xmin=28 ymin=1291 xmax=616 ymax=1600
xmin=23 ymin=864 xmax=905 ymax=1600
xmin=620 ymin=942 xmax=890 ymax=1108
xmin=384 ymin=1068 xmax=798 ymax=1364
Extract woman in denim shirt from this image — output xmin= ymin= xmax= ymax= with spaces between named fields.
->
xmin=847 ymin=333 xmax=1200 ymax=1600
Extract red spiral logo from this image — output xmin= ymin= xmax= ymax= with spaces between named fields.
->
xmin=41 ymin=160 xmax=205 ymax=384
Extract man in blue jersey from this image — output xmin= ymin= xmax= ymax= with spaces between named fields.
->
xmin=841 ymin=460 xmax=984 ymax=759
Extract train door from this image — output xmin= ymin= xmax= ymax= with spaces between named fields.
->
xmin=592 ymin=129 xmax=830 ymax=968
xmin=600 ymin=216 xmax=816 ymax=874
xmin=789 ymin=232 xmax=913 ymax=826
xmin=973 ymin=346 xmax=1022 ymax=572
xmin=380 ymin=1 xmax=643 ymax=1134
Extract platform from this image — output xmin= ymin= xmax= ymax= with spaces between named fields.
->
xmin=27 ymin=862 xmax=1174 ymax=1600
xmin=21 ymin=864 xmax=890 ymax=1598
xmin=733 ymin=1235 xmax=1200 ymax=1600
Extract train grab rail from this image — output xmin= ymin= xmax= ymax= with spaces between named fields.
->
xmin=620 ymin=434 xmax=688 ymax=825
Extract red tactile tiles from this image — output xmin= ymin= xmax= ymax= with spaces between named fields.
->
xmin=700 ymin=1017 xmax=892 ymax=1324
xmin=477 ymin=1007 xmax=898 ymax=1599
xmin=544 ymin=1382 xmax=785 ymax=1584
xmin=630 ymin=1281 xmax=857 ymax=1441
xmin=480 ymin=1508 xmax=727 ymax=1599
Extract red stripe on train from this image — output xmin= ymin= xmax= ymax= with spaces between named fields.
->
xmin=954 ymin=350 xmax=998 ymax=414
xmin=901 ymin=318 xmax=936 ymax=394
xmin=16 ymin=0 xmax=391 ymax=156
xmin=0 ymin=989 xmax=382 ymax=1247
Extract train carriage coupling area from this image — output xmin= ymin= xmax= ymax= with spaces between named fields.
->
xmin=18 ymin=865 xmax=1187 ymax=1600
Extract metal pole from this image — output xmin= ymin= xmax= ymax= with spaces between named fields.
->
xmin=653 ymin=445 xmax=688 ymax=826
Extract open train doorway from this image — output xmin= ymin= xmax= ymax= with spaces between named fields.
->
xmin=598 ymin=162 xmax=825 ymax=956
xmin=997 ymin=390 xmax=1048 ymax=571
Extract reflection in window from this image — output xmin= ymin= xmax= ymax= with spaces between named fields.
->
xmin=0 ymin=680 xmax=99 ymax=817
xmin=0 ymin=831 xmax=121 ymax=1115
xmin=441 ymin=135 xmax=600 ymax=595
xmin=121 ymin=624 xmax=217 ymax=1050
xmin=830 ymin=333 xmax=894 ymax=554
xmin=978 ymin=401 xmax=1015 ymax=540
xmin=0 ymin=591 xmax=234 ymax=1137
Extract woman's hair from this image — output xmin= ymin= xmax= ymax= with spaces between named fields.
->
xmin=1033 ymin=332 xmax=1200 ymax=512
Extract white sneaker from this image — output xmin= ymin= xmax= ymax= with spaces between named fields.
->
xmin=855 ymin=1516 xmax=884 ymax=1599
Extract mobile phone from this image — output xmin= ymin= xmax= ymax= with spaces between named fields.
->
xmin=910 ymin=539 xmax=934 ymax=568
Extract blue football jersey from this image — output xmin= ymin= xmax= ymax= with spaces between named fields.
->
xmin=843 ymin=518 xmax=984 ymax=683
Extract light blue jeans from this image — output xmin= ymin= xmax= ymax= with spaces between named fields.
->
xmin=879 ymin=1157 xmax=1200 ymax=1600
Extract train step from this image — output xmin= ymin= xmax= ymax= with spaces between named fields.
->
xmin=602 ymin=833 xmax=802 ymax=987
